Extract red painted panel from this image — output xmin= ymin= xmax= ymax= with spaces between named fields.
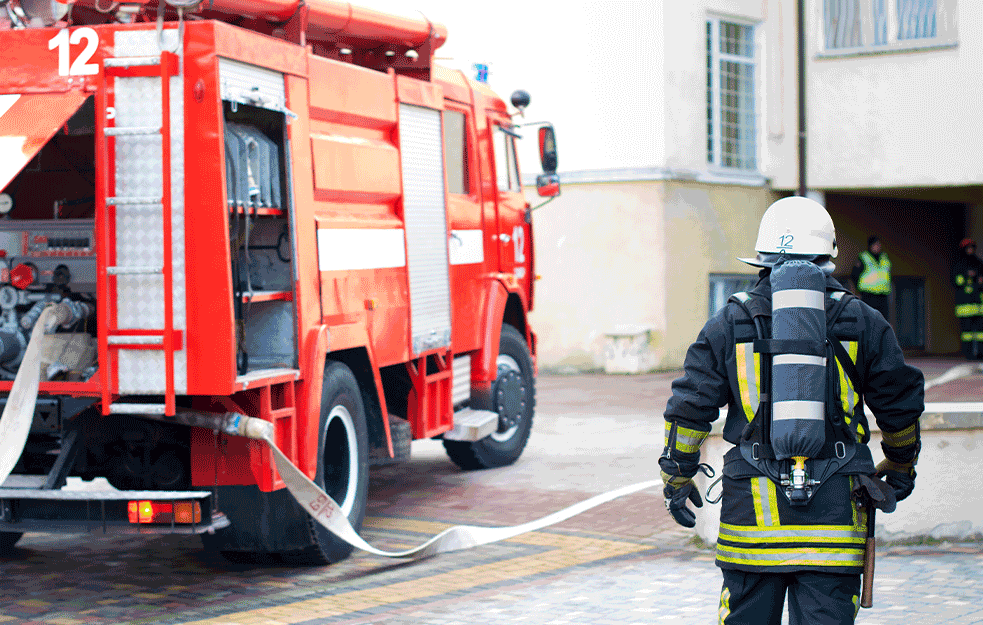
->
xmin=211 ymin=21 xmax=307 ymax=77
xmin=183 ymin=24 xmax=237 ymax=396
xmin=308 ymin=56 xmax=397 ymax=128
xmin=310 ymin=135 xmax=401 ymax=201
xmin=396 ymin=74 xmax=443 ymax=109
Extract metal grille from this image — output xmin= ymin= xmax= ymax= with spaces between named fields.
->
xmin=824 ymin=0 xmax=865 ymax=48
xmin=399 ymin=104 xmax=451 ymax=355
xmin=706 ymin=19 xmax=756 ymax=171
xmin=113 ymin=30 xmax=187 ymax=394
xmin=897 ymin=0 xmax=937 ymax=40
xmin=452 ymin=354 xmax=471 ymax=406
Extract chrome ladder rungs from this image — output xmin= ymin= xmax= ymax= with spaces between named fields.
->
xmin=108 ymin=335 xmax=164 ymax=346
xmin=104 ymin=55 xmax=161 ymax=68
xmin=106 ymin=196 xmax=161 ymax=206
xmin=104 ymin=126 xmax=161 ymax=137
xmin=109 ymin=403 xmax=166 ymax=415
xmin=107 ymin=265 xmax=162 ymax=275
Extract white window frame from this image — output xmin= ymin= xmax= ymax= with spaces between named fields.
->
xmin=706 ymin=16 xmax=760 ymax=173
xmin=818 ymin=0 xmax=958 ymax=56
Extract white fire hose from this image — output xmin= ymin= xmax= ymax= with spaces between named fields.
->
xmin=0 ymin=309 xmax=660 ymax=558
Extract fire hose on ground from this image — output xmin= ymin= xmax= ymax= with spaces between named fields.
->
xmin=0 ymin=308 xmax=660 ymax=558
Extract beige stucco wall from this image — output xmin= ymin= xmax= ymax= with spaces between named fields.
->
xmin=528 ymin=181 xmax=668 ymax=372
xmin=529 ymin=180 xmax=776 ymax=372
xmin=662 ymin=181 xmax=778 ymax=366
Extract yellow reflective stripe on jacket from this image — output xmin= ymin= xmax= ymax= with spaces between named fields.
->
xmin=882 ymin=422 xmax=918 ymax=448
xmin=663 ymin=421 xmax=709 ymax=455
xmin=751 ymin=477 xmax=780 ymax=527
xmin=735 ymin=342 xmax=759 ymax=423
xmin=956 ymin=303 xmax=979 ymax=318
xmin=715 ymin=545 xmax=865 ymax=567
xmin=835 ymin=341 xmax=860 ymax=419
xmin=719 ymin=523 xmax=865 ymax=544
xmin=858 ymin=251 xmax=891 ymax=294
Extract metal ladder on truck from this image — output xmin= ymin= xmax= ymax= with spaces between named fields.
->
xmin=95 ymin=49 xmax=181 ymax=417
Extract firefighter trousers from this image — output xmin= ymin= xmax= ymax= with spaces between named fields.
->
xmin=718 ymin=569 xmax=861 ymax=625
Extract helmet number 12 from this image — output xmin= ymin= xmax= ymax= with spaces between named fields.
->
xmin=778 ymin=234 xmax=794 ymax=252
xmin=48 ymin=28 xmax=100 ymax=77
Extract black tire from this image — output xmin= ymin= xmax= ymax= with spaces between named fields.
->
xmin=281 ymin=361 xmax=370 ymax=565
xmin=0 ymin=532 xmax=22 ymax=555
xmin=444 ymin=324 xmax=535 ymax=470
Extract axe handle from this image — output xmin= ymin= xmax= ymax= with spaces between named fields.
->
xmin=861 ymin=506 xmax=875 ymax=608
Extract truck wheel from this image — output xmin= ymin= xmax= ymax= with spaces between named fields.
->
xmin=0 ymin=532 xmax=22 ymax=554
xmin=444 ymin=324 xmax=535 ymax=470
xmin=281 ymin=361 xmax=369 ymax=565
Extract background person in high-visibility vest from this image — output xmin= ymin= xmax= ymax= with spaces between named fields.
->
xmin=850 ymin=235 xmax=891 ymax=322
xmin=951 ymin=238 xmax=983 ymax=359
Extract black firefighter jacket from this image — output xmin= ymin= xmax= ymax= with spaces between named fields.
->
xmin=661 ymin=272 xmax=924 ymax=574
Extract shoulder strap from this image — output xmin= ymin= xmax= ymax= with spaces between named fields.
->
xmin=827 ymin=292 xmax=863 ymax=392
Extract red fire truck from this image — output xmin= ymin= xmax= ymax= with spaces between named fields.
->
xmin=0 ymin=0 xmax=559 ymax=563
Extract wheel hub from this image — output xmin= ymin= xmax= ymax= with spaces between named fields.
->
xmin=494 ymin=367 xmax=525 ymax=432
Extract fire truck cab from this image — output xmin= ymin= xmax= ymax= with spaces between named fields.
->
xmin=0 ymin=0 xmax=559 ymax=563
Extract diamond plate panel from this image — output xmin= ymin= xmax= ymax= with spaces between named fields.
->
xmin=399 ymin=104 xmax=451 ymax=355
xmin=113 ymin=30 xmax=186 ymax=394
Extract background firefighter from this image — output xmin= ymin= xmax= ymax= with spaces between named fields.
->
xmin=851 ymin=235 xmax=892 ymax=323
xmin=660 ymin=197 xmax=924 ymax=625
xmin=951 ymin=238 xmax=983 ymax=359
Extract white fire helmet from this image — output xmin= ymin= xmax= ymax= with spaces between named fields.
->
xmin=739 ymin=196 xmax=837 ymax=269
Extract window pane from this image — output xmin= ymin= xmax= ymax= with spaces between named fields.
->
xmin=718 ymin=57 xmax=755 ymax=170
xmin=493 ymin=126 xmax=521 ymax=193
xmin=708 ymin=274 xmax=759 ymax=317
xmin=443 ymin=111 xmax=468 ymax=195
xmin=897 ymin=0 xmax=937 ymax=40
xmin=707 ymin=20 xmax=714 ymax=164
xmin=824 ymin=0 xmax=864 ymax=48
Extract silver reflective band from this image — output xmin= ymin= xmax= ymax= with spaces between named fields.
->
xmin=715 ymin=545 xmax=864 ymax=563
xmin=772 ymin=401 xmax=825 ymax=421
xmin=773 ymin=354 xmax=826 ymax=367
xmin=773 ymin=289 xmax=825 ymax=311
xmin=719 ymin=524 xmax=864 ymax=541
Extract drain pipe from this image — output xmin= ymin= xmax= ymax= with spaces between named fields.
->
xmin=797 ymin=0 xmax=807 ymax=197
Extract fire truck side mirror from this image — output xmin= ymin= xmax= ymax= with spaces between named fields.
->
xmin=538 ymin=125 xmax=557 ymax=174
xmin=535 ymin=174 xmax=560 ymax=198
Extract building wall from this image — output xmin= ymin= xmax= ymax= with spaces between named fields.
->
xmin=770 ymin=0 xmax=979 ymax=190
xmin=528 ymin=180 xmax=775 ymax=371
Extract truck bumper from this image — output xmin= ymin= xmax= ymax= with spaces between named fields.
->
xmin=0 ymin=476 xmax=228 ymax=535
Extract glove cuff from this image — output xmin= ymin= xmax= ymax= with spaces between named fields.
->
xmin=661 ymin=470 xmax=693 ymax=489
xmin=876 ymin=458 xmax=915 ymax=475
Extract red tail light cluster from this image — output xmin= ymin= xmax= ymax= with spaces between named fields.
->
xmin=127 ymin=500 xmax=202 ymax=524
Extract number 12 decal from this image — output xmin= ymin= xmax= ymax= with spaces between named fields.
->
xmin=778 ymin=234 xmax=794 ymax=251
xmin=48 ymin=28 xmax=99 ymax=77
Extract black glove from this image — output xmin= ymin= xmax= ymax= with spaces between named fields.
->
xmin=876 ymin=459 xmax=916 ymax=502
xmin=663 ymin=479 xmax=703 ymax=528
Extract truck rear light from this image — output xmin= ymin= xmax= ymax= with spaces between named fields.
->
xmin=127 ymin=500 xmax=201 ymax=524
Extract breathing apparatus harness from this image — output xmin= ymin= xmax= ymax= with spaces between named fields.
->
xmin=728 ymin=266 xmax=876 ymax=507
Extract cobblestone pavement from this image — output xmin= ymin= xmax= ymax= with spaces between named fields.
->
xmin=1 ymin=371 xmax=981 ymax=625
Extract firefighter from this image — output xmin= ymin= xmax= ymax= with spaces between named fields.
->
xmin=850 ymin=235 xmax=892 ymax=322
xmin=660 ymin=196 xmax=923 ymax=625
xmin=951 ymin=238 xmax=983 ymax=359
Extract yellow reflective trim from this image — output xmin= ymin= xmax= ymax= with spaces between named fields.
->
xmin=853 ymin=595 xmax=860 ymax=618
xmin=962 ymin=332 xmax=975 ymax=342
xmin=719 ymin=586 xmax=731 ymax=625
xmin=752 ymin=478 xmax=766 ymax=527
xmin=663 ymin=421 xmax=671 ymax=449
xmin=735 ymin=342 xmax=757 ymax=423
xmin=957 ymin=274 xmax=966 ymax=286
xmin=766 ymin=479 xmax=780 ymax=526
xmin=718 ymin=534 xmax=864 ymax=545
xmin=721 ymin=522 xmax=866 ymax=533
xmin=715 ymin=555 xmax=863 ymax=567
xmin=675 ymin=426 xmax=708 ymax=454
xmin=882 ymin=423 xmax=917 ymax=448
